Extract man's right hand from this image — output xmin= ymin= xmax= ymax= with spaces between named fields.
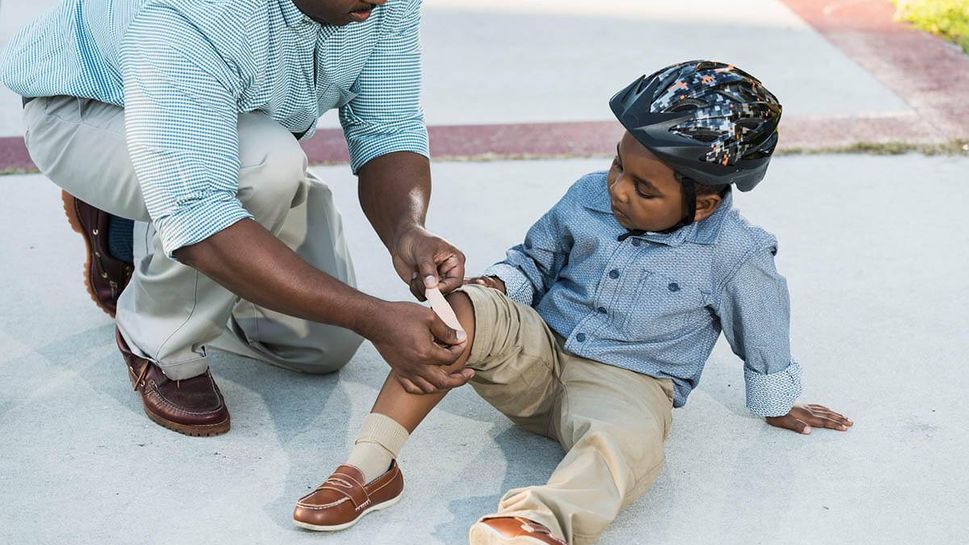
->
xmin=365 ymin=301 xmax=471 ymax=394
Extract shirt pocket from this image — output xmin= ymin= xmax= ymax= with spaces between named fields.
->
xmin=619 ymin=270 xmax=710 ymax=342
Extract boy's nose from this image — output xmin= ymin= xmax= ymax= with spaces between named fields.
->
xmin=611 ymin=174 xmax=632 ymax=203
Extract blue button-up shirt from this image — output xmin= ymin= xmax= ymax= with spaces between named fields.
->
xmin=0 ymin=0 xmax=428 ymax=256
xmin=484 ymin=172 xmax=802 ymax=417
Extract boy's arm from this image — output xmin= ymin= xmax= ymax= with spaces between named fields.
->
xmin=719 ymin=248 xmax=852 ymax=433
xmin=480 ymin=198 xmax=572 ymax=306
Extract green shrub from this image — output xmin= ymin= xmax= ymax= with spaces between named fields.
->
xmin=892 ymin=0 xmax=969 ymax=53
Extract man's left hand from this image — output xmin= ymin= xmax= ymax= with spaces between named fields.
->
xmin=766 ymin=403 xmax=853 ymax=435
xmin=392 ymin=225 xmax=466 ymax=300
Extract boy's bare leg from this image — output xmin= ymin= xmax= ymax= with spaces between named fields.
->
xmin=347 ymin=292 xmax=476 ymax=482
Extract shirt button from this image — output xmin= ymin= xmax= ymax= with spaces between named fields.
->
xmin=576 ymin=333 xmax=587 ymax=342
xmin=608 ymin=269 xmax=620 ymax=279
xmin=631 ymin=238 xmax=641 ymax=247
xmin=597 ymin=306 xmax=607 ymax=314
xmin=668 ymin=282 xmax=680 ymax=292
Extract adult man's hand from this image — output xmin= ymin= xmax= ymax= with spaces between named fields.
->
xmin=766 ymin=403 xmax=853 ymax=434
xmin=392 ymin=225 xmax=466 ymax=301
xmin=364 ymin=300 xmax=472 ymax=394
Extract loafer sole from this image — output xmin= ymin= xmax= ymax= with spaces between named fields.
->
xmin=469 ymin=522 xmax=553 ymax=545
xmin=62 ymin=191 xmax=121 ymax=317
xmin=142 ymin=405 xmax=231 ymax=437
xmin=293 ymin=492 xmax=403 ymax=532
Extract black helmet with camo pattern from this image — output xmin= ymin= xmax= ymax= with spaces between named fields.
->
xmin=609 ymin=60 xmax=782 ymax=193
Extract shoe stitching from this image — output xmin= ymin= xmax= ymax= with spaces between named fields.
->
xmin=297 ymin=467 xmax=401 ymax=512
xmin=295 ymin=496 xmax=349 ymax=510
xmin=144 ymin=383 xmax=226 ymax=417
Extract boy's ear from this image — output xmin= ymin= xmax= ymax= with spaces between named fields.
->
xmin=693 ymin=193 xmax=722 ymax=223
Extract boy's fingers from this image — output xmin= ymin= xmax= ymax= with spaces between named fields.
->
xmin=803 ymin=414 xmax=848 ymax=431
xmin=772 ymin=415 xmax=811 ymax=434
xmin=811 ymin=408 xmax=852 ymax=426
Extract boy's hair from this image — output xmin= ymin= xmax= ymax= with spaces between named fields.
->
xmin=694 ymin=183 xmax=729 ymax=198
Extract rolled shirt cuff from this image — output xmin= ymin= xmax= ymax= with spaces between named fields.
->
xmin=347 ymin=128 xmax=430 ymax=174
xmin=152 ymin=194 xmax=253 ymax=259
xmin=744 ymin=360 xmax=802 ymax=417
xmin=482 ymin=263 xmax=534 ymax=306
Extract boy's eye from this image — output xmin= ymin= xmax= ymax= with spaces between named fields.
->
xmin=635 ymin=182 xmax=654 ymax=198
xmin=611 ymin=157 xmax=622 ymax=170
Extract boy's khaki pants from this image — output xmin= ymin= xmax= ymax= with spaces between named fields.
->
xmin=458 ymin=285 xmax=675 ymax=545
xmin=23 ymin=96 xmax=363 ymax=379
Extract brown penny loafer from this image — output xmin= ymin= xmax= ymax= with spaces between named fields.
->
xmin=62 ymin=191 xmax=133 ymax=317
xmin=293 ymin=462 xmax=404 ymax=531
xmin=469 ymin=516 xmax=567 ymax=545
xmin=116 ymin=328 xmax=230 ymax=436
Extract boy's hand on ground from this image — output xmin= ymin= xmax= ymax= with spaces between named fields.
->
xmin=465 ymin=276 xmax=506 ymax=294
xmin=366 ymin=301 xmax=471 ymax=394
xmin=766 ymin=403 xmax=853 ymax=435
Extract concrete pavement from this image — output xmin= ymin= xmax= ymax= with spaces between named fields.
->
xmin=2 ymin=154 xmax=968 ymax=545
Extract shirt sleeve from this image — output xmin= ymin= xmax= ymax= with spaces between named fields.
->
xmin=718 ymin=247 xmax=802 ymax=417
xmin=339 ymin=0 xmax=429 ymax=174
xmin=118 ymin=4 xmax=252 ymax=258
xmin=483 ymin=196 xmax=572 ymax=307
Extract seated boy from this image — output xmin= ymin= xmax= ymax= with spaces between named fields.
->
xmin=291 ymin=60 xmax=853 ymax=545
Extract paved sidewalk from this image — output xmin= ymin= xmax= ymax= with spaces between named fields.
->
xmin=4 ymin=0 xmax=969 ymax=171
xmin=2 ymin=154 xmax=968 ymax=545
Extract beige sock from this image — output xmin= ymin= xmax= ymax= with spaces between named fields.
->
xmin=346 ymin=412 xmax=411 ymax=484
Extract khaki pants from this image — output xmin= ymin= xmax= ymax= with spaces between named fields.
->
xmin=458 ymin=285 xmax=674 ymax=545
xmin=23 ymin=96 xmax=363 ymax=379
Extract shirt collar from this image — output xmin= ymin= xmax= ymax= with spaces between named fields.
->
xmin=581 ymin=173 xmax=733 ymax=247
xmin=280 ymin=0 xmax=312 ymax=26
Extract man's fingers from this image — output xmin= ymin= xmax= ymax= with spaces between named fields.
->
xmin=396 ymin=375 xmax=424 ymax=395
xmin=418 ymin=261 xmax=440 ymax=290
xmin=427 ymin=367 xmax=472 ymax=390
xmin=436 ymin=254 xmax=465 ymax=294
xmin=411 ymin=374 xmax=440 ymax=394
xmin=428 ymin=313 xmax=467 ymax=348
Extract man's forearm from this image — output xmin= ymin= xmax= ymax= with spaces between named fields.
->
xmin=173 ymin=218 xmax=380 ymax=337
xmin=357 ymin=151 xmax=430 ymax=249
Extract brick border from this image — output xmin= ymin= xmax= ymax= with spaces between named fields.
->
xmin=2 ymin=0 xmax=966 ymax=172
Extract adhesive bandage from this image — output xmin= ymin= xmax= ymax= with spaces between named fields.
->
xmin=425 ymin=286 xmax=466 ymax=336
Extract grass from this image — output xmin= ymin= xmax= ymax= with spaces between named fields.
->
xmin=892 ymin=0 xmax=969 ymax=53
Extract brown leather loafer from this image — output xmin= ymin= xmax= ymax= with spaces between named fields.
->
xmin=62 ymin=191 xmax=133 ymax=317
xmin=469 ymin=516 xmax=567 ymax=545
xmin=293 ymin=462 xmax=404 ymax=531
xmin=116 ymin=329 xmax=230 ymax=436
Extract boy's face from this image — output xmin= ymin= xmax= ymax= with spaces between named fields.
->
xmin=607 ymin=132 xmax=688 ymax=232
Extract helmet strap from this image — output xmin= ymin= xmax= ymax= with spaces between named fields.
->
xmin=615 ymin=174 xmax=698 ymax=241
xmin=655 ymin=174 xmax=696 ymax=234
